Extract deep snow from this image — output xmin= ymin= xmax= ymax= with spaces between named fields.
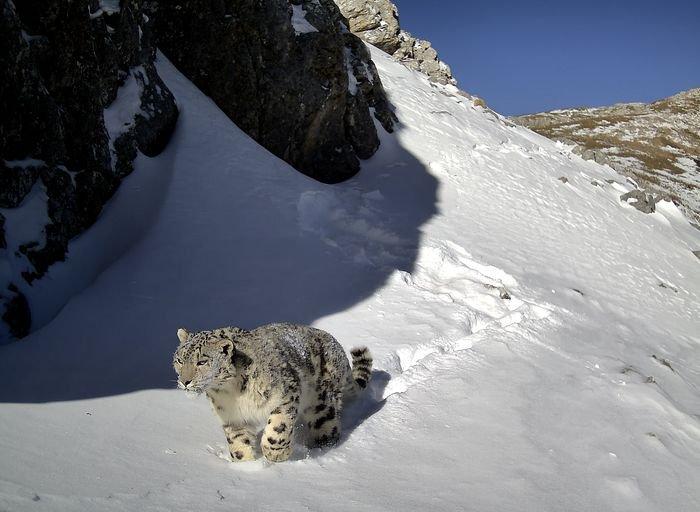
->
xmin=0 ymin=47 xmax=698 ymax=512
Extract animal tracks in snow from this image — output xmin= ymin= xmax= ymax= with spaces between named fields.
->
xmin=296 ymin=188 xmax=408 ymax=267
xmin=376 ymin=241 xmax=552 ymax=400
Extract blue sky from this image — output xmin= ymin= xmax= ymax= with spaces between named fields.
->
xmin=393 ymin=0 xmax=700 ymax=115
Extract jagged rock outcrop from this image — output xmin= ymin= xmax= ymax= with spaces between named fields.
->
xmin=335 ymin=0 xmax=456 ymax=86
xmin=512 ymin=88 xmax=700 ymax=226
xmin=148 ymin=0 xmax=396 ymax=184
xmin=0 ymin=0 xmax=179 ymax=341
xmin=335 ymin=0 xmax=400 ymax=53
xmin=620 ymin=189 xmax=658 ymax=214
xmin=393 ymin=32 xmax=456 ymax=86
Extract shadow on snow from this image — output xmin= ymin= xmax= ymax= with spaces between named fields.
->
xmin=0 ymin=74 xmax=438 ymax=405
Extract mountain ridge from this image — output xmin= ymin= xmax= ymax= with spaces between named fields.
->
xmin=512 ymin=87 xmax=700 ymax=226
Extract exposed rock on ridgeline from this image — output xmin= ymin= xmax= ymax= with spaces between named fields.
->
xmin=0 ymin=0 xmax=179 ymax=340
xmin=620 ymin=189 xmax=658 ymax=214
xmin=335 ymin=0 xmax=457 ymax=86
xmin=512 ymin=88 xmax=700 ymax=226
xmin=148 ymin=0 xmax=396 ymax=184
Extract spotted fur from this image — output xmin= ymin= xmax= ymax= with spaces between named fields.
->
xmin=173 ymin=323 xmax=372 ymax=462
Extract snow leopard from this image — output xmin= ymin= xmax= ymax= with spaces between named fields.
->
xmin=173 ymin=323 xmax=372 ymax=462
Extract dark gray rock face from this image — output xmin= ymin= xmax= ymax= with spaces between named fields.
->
xmin=0 ymin=214 xmax=5 ymax=250
xmin=0 ymin=0 xmax=178 ymax=341
xmin=335 ymin=0 xmax=457 ymax=86
xmin=148 ymin=0 xmax=395 ymax=184
xmin=1 ymin=284 xmax=30 ymax=339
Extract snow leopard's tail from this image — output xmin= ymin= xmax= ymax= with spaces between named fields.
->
xmin=349 ymin=346 xmax=373 ymax=394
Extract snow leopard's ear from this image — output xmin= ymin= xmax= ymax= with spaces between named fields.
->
xmin=215 ymin=337 xmax=233 ymax=356
xmin=176 ymin=328 xmax=189 ymax=344
xmin=232 ymin=347 xmax=253 ymax=369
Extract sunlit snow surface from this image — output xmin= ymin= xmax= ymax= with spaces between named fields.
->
xmin=1 ymin=48 xmax=699 ymax=511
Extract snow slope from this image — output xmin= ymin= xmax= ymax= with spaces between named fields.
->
xmin=1 ymin=48 xmax=699 ymax=512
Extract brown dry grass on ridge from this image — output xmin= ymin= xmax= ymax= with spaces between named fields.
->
xmin=512 ymin=88 xmax=700 ymax=226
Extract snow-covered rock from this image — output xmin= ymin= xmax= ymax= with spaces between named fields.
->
xmin=620 ymin=189 xmax=658 ymax=214
xmin=0 ymin=0 xmax=178 ymax=341
xmin=0 ymin=0 xmax=399 ymax=342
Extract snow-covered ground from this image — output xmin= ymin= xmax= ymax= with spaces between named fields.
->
xmin=1 ymin=48 xmax=699 ymax=511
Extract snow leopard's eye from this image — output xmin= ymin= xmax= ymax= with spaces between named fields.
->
xmin=196 ymin=359 xmax=208 ymax=366
xmin=174 ymin=358 xmax=182 ymax=365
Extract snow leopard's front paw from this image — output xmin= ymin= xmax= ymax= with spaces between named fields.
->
xmin=229 ymin=444 xmax=256 ymax=462
xmin=224 ymin=425 xmax=257 ymax=462
xmin=261 ymin=395 xmax=298 ymax=462
xmin=262 ymin=437 xmax=293 ymax=462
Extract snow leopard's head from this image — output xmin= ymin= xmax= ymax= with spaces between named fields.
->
xmin=173 ymin=327 xmax=243 ymax=393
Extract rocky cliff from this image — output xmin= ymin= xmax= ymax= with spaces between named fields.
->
xmin=513 ymin=89 xmax=700 ymax=226
xmin=0 ymin=0 xmax=179 ymax=340
xmin=148 ymin=0 xmax=396 ymax=184
xmin=335 ymin=0 xmax=456 ymax=86
xmin=0 ymin=0 xmax=399 ymax=341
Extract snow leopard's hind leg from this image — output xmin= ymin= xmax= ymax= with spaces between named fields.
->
xmin=305 ymin=381 xmax=342 ymax=447
xmin=304 ymin=340 xmax=347 ymax=447
xmin=223 ymin=425 xmax=257 ymax=461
